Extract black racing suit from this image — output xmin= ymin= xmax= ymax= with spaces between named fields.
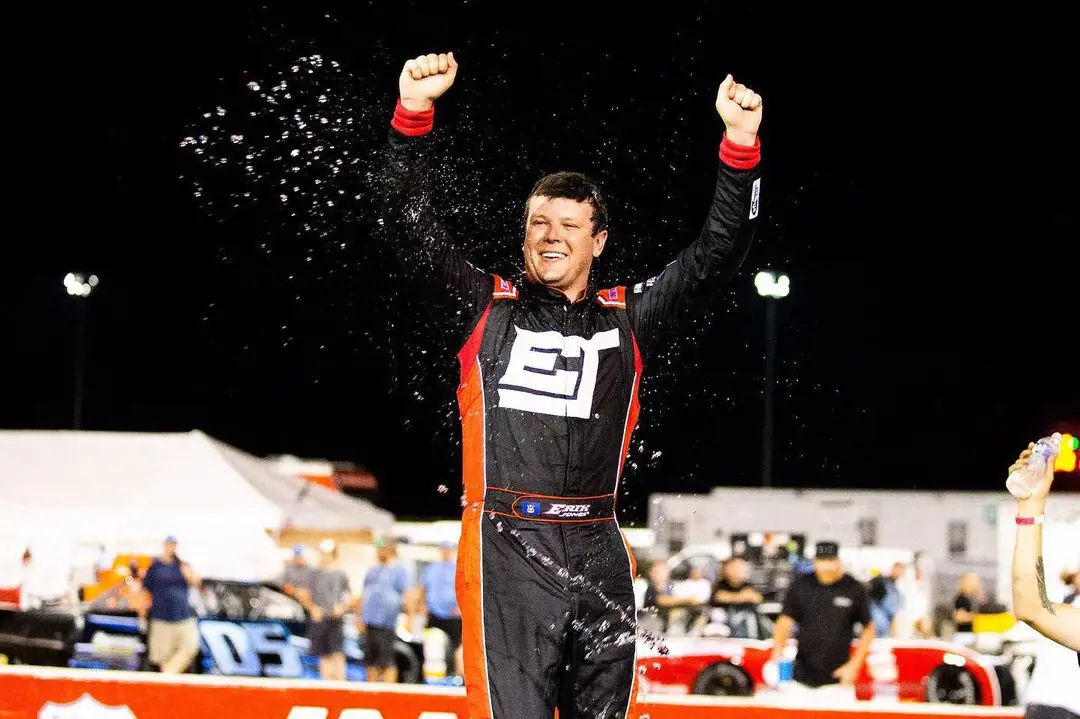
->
xmin=380 ymin=99 xmax=762 ymax=718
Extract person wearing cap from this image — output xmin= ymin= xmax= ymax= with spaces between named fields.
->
xmin=1007 ymin=437 xmax=1080 ymax=717
xmin=420 ymin=540 xmax=463 ymax=678
xmin=137 ymin=535 xmax=200 ymax=674
xmin=768 ymin=540 xmax=874 ymax=699
xmin=359 ymin=537 xmax=416 ymax=683
xmin=281 ymin=545 xmax=315 ymax=605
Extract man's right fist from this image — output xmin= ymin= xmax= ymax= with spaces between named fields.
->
xmin=399 ymin=52 xmax=458 ymax=112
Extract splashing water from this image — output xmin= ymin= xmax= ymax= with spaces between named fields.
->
xmin=174 ymin=24 xmax=814 ymax=510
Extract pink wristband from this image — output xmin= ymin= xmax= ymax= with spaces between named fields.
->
xmin=1015 ymin=514 xmax=1045 ymax=525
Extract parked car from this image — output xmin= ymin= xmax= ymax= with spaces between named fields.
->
xmin=0 ymin=578 xmax=424 ymax=683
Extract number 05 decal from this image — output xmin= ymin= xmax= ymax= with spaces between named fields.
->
xmin=198 ymin=620 xmax=304 ymax=678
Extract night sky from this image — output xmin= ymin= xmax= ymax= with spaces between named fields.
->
xmin=9 ymin=5 xmax=1077 ymax=524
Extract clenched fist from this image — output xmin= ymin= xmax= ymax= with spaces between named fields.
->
xmin=399 ymin=52 xmax=459 ymax=113
xmin=716 ymin=74 xmax=762 ymax=146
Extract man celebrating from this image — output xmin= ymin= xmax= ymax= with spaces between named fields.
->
xmin=380 ymin=51 xmax=763 ymax=718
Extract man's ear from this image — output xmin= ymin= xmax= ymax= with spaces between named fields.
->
xmin=592 ymin=229 xmax=608 ymax=258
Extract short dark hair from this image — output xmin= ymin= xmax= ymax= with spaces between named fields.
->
xmin=525 ymin=171 xmax=608 ymax=235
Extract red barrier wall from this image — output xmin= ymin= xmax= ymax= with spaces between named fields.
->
xmin=0 ymin=666 xmax=1024 ymax=719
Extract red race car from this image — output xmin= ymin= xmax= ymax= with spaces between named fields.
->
xmin=635 ymin=635 xmax=1016 ymax=706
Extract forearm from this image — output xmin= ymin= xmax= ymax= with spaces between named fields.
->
xmin=181 ymin=566 xmax=200 ymax=588
xmin=405 ymin=588 xmax=423 ymax=615
xmin=1011 ymin=502 xmax=1052 ymax=620
xmin=688 ymin=137 xmax=761 ymax=286
xmin=771 ymin=615 xmax=794 ymax=658
xmin=629 ymin=137 xmax=761 ymax=345
xmin=380 ymin=104 xmax=490 ymax=314
xmin=851 ymin=624 xmax=875 ymax=667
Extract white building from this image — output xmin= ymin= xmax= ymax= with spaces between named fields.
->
xmin=648 ymin=487 xmax=1080 ymax=610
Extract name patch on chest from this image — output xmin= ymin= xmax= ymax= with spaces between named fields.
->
xmin=496 ymin=326 xmax=620 ymax=418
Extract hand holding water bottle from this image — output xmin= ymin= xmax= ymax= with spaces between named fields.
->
xmin=1006 ymin=433 xmax=1061 ymax=509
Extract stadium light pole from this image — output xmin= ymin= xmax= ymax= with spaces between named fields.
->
xmin=754 ymin=270 xmax=790 ymax=488
xmin=64 ymin=273 xmax=99 ymax=430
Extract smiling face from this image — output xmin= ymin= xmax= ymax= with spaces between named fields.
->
xmin=522 ymin=172 xmax=608 ymax=300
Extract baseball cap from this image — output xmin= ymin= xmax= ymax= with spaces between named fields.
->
xmin=439 ymin=540 xmax=457 ymax=549
xmin=164 ymin=535 xmax=178 ymax=544
xmin=814 ymin=541 xmax=840 ymax=559
xmin=292 ymin=544 xmax=305 ymax=557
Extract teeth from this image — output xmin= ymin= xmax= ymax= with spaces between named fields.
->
xmin=542 ymin=252 xmax=566 ymax=259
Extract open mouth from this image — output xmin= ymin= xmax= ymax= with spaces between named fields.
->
xmin=540 ymin=251 xmax=567 ymax=261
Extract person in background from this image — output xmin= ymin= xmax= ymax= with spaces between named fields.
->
xmin=305 ymin=539 xmax=355 ymax=681
xmin=1063 ymin=570 xmax=1079 ymax=605
xmin=868 ymin=562 xmax=905 ymax=637
xmin=18 ymin=547 xmax=44 ymax=610
xmin=1007 ymin=438 xmax=1080 ymax=718
xmin=420 ymin=541 xmax=464 ymax=678
xmin=711 ymin=557 xmax=764 ymax=638
xmin=359 ymin=537 xmax=417 ymax=683
xmin=670 ymin=563 xmax=713 ymax=632
xmin=281 ymin=545 xmax=315 ymax=605
xmin=953 ymin=572 xmax=984 ymax=636
xmin=769 ymin=540 xmax=874 ymax=700
xmin=641 ymin=561 xmax=698 ymax=635
xmin=137 ymin=535 xmax=200 ymax=674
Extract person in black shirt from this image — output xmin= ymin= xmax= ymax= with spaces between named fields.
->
xmin=952 ymin=572 xmax=983 ymax=635
xmin=769 ymin=541 xmax=874 ymax=696
xmin=711 ymin=557 xmax=764 ymax=638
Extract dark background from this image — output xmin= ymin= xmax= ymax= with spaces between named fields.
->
xmin=8 ymin=4 xmax=1077 ymax=523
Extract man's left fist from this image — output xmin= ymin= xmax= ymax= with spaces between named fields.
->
xmin=716 ymin=74 xmax=763 ymax=145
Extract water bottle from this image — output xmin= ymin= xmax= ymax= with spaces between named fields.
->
xmin=1006 ymin=433 xmax=1061 ymax=500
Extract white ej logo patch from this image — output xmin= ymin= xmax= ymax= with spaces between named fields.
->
xmin=497 ymin=326 xmax=620 ymax=419
xmin=749 ymin=177 xmax=761 ymax=220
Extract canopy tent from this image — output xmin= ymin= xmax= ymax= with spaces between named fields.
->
xmin=0 ymin=429 xmax=394 ymax=585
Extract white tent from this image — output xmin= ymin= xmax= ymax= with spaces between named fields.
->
xmin=0 ymin=429 xmax=394 ymax=584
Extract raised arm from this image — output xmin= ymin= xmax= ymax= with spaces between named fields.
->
xmin=1009 ymin=439 xmax=1080 ymax=651
xmin=628 ymin=75 xmax=763 ymax=356
xmin=379 ymin=52 xmax=492 ymax=340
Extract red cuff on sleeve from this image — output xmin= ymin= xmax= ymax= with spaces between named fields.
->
xmin=719 ymin=133 xmax=761 ymax=169
xmin=391 ymin=99 xmax=434 ymax=137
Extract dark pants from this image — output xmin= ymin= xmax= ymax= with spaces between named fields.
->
xmin=458 ymin=511 xmax=638 ymax=719
xmin=309 ymin=617 xmax=344 ymax=657
xmin=364 ymin=626 xmax=398 ymax=669
xmin=428 ymin=615 xmax=462 ymax=672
